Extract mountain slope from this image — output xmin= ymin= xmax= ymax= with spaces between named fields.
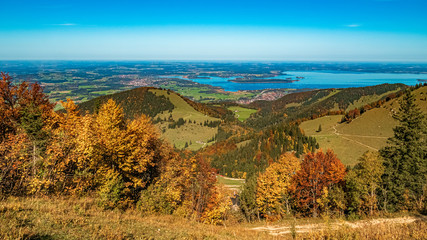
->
xmin=246 ymin=83 xmax=406 ymax=129
xmin=77 ymin=87 xmax=227 ymax=150
xmin=300 ymin=85 xmax=427 ymax=165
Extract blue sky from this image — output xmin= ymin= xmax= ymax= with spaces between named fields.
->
xmin=1 ymin=0 xmax=426 ymax=61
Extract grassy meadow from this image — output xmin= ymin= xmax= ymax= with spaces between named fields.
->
xmin=227 ymin=106 xmax=257 ymax=122
xmin=150 ymin=89 xmax=220 ymax=150
xmin=300 ymin=111 xmax=395 ymax=166
xmin=160 ymin=85 xmax=258 ymax=103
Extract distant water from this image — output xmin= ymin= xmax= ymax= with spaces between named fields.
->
xmin=162 ymin=71 xmax=427 ymax=92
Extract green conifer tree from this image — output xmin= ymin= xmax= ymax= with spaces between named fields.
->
xmin=380 ymin=90 xmax=427 ymax=211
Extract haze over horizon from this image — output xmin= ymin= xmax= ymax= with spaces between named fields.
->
xmin=1 ymin=0 xmax=426 ymax=62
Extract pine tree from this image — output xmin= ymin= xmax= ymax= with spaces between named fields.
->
xmin=20 ymin=103 xmax=48 ymax=176
xmin=239 ymin=175 xmax=259 ymax=222
xmin=380 ymin=90 xmax=427 ymax=211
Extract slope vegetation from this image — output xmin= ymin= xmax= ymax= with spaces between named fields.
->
xmin=77 ymin=87 xmax=225 ymax=150
xmin=300 ymin=85 xmax=427 ymax=165
xmin=247 ymin=83 xmax=406 ymax=129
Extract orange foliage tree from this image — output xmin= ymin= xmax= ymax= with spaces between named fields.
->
xmin=292 ymin=149 xmax=346 ymax=217
xmin=0 ymin=72 xmax=54 ymax=196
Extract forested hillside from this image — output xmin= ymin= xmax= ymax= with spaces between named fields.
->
xmin=77 ymin=87 xmax=233 ymax=150
xmin=204 ymin=123 xmax=318 ymax=178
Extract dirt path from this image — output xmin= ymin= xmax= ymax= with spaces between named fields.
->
xmin=251 ymin=216 xmax=420 ymax=236
xmin=332 ymin=125 xmax=379 ymax=151
xmin=219 ymin=176 xmax=246 ymax=181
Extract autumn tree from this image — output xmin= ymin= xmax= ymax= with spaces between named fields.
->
xmin=0 ymin=72 xmax=53 ymax=196
xmin=256 ymin=152 xmax=300 ymax=220
xmin=0 ymin=133 xmax=31 ymax=197
xmin=380 ymin=90 xmax=427 ymax=212
xmin=33 ymin=99 xmax=96 ymax=195
xmin=93 ymin=99 xmax=165 ymax=206
xmin=201 ymin=184 xmax=232 ymax=225
xmin=0 ymin=72 xmax=53 ymax=139
xmin=139 ymin=151 xmax=196 ymax=214
xmin=292 ymin=149 xmax=346 ymax=217
xmin=346 ymin=151 xmax=384 ymax=216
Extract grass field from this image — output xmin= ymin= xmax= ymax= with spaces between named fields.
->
xmin=227 ymin=106 xmax=257 ymax=122
xmin=217 ymin=176 xmax=245 ymax=187
xmin=384 ymin=86 xmax=427 ymax=113
xmin=159 ymin=84 xmax=258 ymax=103
xmin=150 ymin=89 xmax=220 ymax=150
xmin=300 ymin=111 xmax=395 ymax=166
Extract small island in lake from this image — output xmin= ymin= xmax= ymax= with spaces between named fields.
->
xmin=417 ymin=79 xmax=427 ymax=83
xmin=183 ymin=75 xmax=212 ymax=79
xmin=229 ymin=78 xmax=300 ymax=83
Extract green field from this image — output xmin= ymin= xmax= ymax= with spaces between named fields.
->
xmin=217 ymin=175 xmax=245 ymax=192
xmin=300 ymin=110 xmax=396 ymax=166
xmin=159 ymin=84 xmax=258 ymax=103
xmin=150 ymin=89 xmax=220 ymax=150
xmin=227 ymin=106 xmax=257 ymax=122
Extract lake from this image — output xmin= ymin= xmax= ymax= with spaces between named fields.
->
xmin=163 ymin=71 xmax=427 ymax=91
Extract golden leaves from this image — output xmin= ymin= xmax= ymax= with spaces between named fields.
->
xmin=256 ymin=152 xmax=300 ymax=219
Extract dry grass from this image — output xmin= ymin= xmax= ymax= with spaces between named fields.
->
xmin=1 ymin=197 xmax=426 ymax=239
xmin=306 ymin=219 xmax=427 ymax=240
xmin=0 ymin=197 xmax=273 ymax=240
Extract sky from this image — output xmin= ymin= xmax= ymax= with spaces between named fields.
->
xmin=1 ymin=0 xmax=426 ymax=61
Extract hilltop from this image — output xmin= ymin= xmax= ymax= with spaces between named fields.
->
xmin=199 ymin=83 xmax=419 ymax=177
xmin=77 ymin=87 xmax=233 ymax=150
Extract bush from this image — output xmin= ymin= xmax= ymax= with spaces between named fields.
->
xmin=97 ymin=172 xmax=125 ymax=210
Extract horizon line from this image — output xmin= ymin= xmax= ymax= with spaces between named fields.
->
xmin=1 ymin=59 xmax=427 ymax=64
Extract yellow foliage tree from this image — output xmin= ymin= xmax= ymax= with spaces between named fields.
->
xmin=93 ymin=99 xmax=165 ymax=205
xmin=34 ymin=99 xmax=97 ymax=195
xmin=256 ymin=152 xmax=300 ymax=220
